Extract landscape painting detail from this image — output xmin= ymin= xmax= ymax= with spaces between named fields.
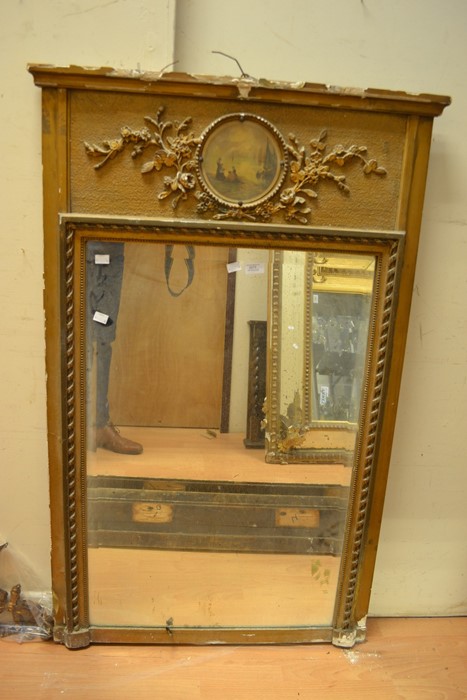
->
xmin=200 ymin=117 xmax=284 ymax=205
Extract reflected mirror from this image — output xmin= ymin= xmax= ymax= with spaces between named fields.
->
xmin=84 ymin=237 xmax=375 ymax=632
xmin=266 ymin=251 xmax=374 ymax=466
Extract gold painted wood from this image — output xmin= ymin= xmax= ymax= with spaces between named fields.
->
xmin=28 ymin=64 xmax=450 ymax=117
xmin=28 ymin=64 xmax=450 ymax=649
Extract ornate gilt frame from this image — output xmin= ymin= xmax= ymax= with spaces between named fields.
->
xmin=266 ymin=233 xmax=400 ymax=465
xmin=28 ymin=65 xmax=449 ymax=648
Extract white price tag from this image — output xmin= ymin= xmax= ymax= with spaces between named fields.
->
xmin=95 ymin=254 xmax=110 ymax=265
xmin=227 ymin=261 xmax=242 ymax=273
xmin=319 ymin=385 xmax=330 ymax=406
xmin=245 ymin=262 xmax=265 ymax=275
xmin=93 ymin=311 xmax=109 ymax=325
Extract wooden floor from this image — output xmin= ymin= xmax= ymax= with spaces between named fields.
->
xmin=86 ymin=427 xmax=350 ymax=628
xmin=1 ymin=617 xmax=465 ymax=699
xmin=87 ymin=548 xmax=341 ymax=627
xmin=86 ymin=427 xmax=352 ymax=485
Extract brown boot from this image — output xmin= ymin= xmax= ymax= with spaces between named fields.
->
xmin=96 ymin=423 xmax=143 ymax=455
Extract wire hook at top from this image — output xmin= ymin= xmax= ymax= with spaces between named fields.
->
xmin=211 ymin=51 xmax=254 ymax=79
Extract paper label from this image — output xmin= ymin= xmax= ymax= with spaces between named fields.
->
xmin=95 ymin=254 xmax=110 ymax=265
xmin=275 ymin=508 xmax=320 ymax=528
xmin=319 ymin=385 xmax=330 ymax=405
xmin=93 ymin=311 xmax=109 ymax=325
xmin=227 ymin=261 xmax=242 ymax=273
xmin=132 ymin=502 xmax=173 ymax=523
xmin=245 ymin=263 xmax=265 ymax=275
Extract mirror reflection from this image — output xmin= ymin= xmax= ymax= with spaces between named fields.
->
xmin=267 ymin=251 xmax=374 ymax=464
xmin=84 ymin=239 xmax=374 ymax=630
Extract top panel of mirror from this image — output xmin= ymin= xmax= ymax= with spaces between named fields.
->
xmin=28 ymin=65 xmax=448 ymax=234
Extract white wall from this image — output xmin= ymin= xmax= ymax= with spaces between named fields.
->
xmin=1 ymin=0 xmax=466 ymax=616
xmin=0 ymin=0 xmax=177 ymax=589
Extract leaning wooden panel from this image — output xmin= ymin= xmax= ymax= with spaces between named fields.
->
xmin=107 ymin=243 xmax=230 ymax=427
xmin=28 ymin=64 xmax=450 ymax=649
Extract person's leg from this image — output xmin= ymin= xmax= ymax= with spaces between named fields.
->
xmin=86 ymin=241 xmax=143 ymax=455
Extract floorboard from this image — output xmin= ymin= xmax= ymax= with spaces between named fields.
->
xmin=1 ymin=617 xmax=465 ymax=699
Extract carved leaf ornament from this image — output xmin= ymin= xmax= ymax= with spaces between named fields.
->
xmin=85 ymin=108 xmax=386 ymax=223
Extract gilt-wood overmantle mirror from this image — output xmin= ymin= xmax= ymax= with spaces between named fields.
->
xmin=29 ymin=65 xmax=449 ymax=648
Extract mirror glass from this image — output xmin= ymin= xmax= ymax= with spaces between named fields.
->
xmin=84 ymin=239 xmax=374 ymax=630
xmin=266 ymin=251 xmax=374 ymax=465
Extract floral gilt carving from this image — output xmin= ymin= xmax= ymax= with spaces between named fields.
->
xmin=85 ymin=107 xmax=201 ymax=209
xmin=84 ymin=110 xmax=386 ymax=223
xmin=280 ymin=129 xmax=387 ymax=224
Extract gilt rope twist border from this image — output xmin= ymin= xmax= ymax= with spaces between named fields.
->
xmin=62 ymin=220 xmax=400 ymax=636
xmin=64 ymin=225 xmax=82 ymax=632
xmin=340 ymin=240 xmax=399 ymax=631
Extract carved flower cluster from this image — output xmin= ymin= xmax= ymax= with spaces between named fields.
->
xmin=197 ymin=130 xmax=386 ymax=223
xmin=84 ymin=126 xmax=152 ymax=168
xmin=277 ymin=426 xmax=306 ymax=452
xmin=278 ymin=130 xmax=387 ymax=224
xmin=85 ymin=113 xmax=387 ymax=223
xmin=84 ymin=107 xmax=201 ymax=208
